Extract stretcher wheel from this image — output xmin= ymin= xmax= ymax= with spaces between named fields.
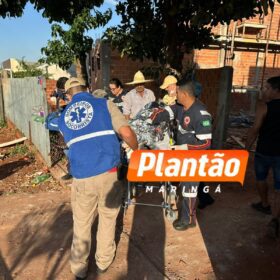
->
xmin=132 ymin=184 xmax=137 ymax=197
xmin=166 ymin=209 xmax=176 ymax=222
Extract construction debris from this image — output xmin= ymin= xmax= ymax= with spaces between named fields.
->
xmin=229 ymin=112 xmax=254 ymax=128
xmin=230 ymin=135 xmax=245 ymax=148
xmin=0 ymin=137 xmax=27 ymax=148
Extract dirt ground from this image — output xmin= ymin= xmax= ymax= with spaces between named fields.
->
xmin=0 ymin=126 xmax=280 ymax=280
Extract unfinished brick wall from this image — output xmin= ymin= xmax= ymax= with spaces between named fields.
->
xmin=263 ymin=3 xmax=280 ymax=41
xmin=45 ymin=80 xmax=56 ymax=99
xmin=91 ymin=46 xmax=162 ymax=97
xmin=110 ymin=49 xmax=160 ymax=96
xmin=89 ymin=1 xmax=280 ymax=116
xmin=90 ymin=43 xmax=232 ymax=115
xmin=194 ymin=49 xmax=220 ymax=69
xmin=193 ymin=2 xmax=280 ymax=88
xmin=262 ymin=56 xmax=280 ymax=81
xmin=45 ymin=79 xmax=57 ymax=111
xmin=231 ymin=51 xmax=280 ymax=87
xmin=232 ymin=51 xmax=258 ymax=86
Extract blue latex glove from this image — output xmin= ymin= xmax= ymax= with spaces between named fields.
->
xmin=45 ymin=112 xmax=60 ymax=131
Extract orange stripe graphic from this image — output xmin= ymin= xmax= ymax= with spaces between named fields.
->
xmin=127 ymin=150 xmax=249 ymax=184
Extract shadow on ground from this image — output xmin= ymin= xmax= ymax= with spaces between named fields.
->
xmin=0 ymin=160 xmax=31 ymax=180
xmin=126 ymin=192 xmax=166 ymax=280
xmin=198 ymin=154 xmax=280 ymax=280
xmin=7 ymin=203 xmax=72 ymax=280
xmin=0 ymin=250 xmax=13 ymax=280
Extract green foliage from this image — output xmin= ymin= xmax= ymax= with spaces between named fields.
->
xmin=9 ymin=144 xmax=29 ymax=157
xmin=12 ymin=58 xmax=48 ymax=78
xmin=30 ymin=0 xmax=104 ymax=24
xmin=1 ymin=0 xmax=279 ymax=75
xmin=0 ymin=0 xmax=28 ymax=18
xmin=0 ymin=0 xmax=104 ymax=24
xmin=0 ymin=118 xmax=6 ymax=128
xmin=104 ymin=0 xmax=279 ymax=72
xmin=258 ymin=0 xmax=276 ymax=15
xmin=8 ymin=143 xmax=35 ymax=159
xmin=40 ymin=7 xmax=112 ymax=81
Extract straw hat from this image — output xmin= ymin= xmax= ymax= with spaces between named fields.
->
xmin=92 ymin=89 xmax=107 ymax=98
xmin=126 ymin=71 xmax=153 ymax=85
xmin=65 ymin=77 xmax=86 ymax=92
xmin=160 ymin=75 xmax=178 ymax=89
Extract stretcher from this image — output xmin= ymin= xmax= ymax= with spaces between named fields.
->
xmin=123 ymin=180 xmax=177 ymax=221
xmin=121 ymin=102 xmax=177 ymax=221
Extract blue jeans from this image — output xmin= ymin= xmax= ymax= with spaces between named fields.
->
xmin=254 ymin=152 xmax=280 ymax=190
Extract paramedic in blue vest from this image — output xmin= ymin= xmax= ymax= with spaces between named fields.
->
xmin=47 ymin=77 xmax=138 ymax=280
xmin=151 ymin=79 xmax=212 ymax=231
xmin=50 ymin=76 xmax=74 ymax=181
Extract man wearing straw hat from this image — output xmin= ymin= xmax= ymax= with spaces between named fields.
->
xmin=123 ymin=71 xmax=155 ymax=119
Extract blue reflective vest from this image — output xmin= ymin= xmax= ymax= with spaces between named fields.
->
xmin=56 ymin=92 xmax=120 ymax=178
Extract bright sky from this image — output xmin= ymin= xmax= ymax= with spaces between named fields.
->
xmin=0 ymin=0 xmax=120 ymax=64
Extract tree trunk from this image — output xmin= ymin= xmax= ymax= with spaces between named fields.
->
xmin=75 ymin=56 xmax=88 ymax=86
xmin=164 ymin=12 xmax=184 ymax=73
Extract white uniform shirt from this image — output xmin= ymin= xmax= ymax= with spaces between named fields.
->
xmin=123 ymin=88 xmax=155 ymax=118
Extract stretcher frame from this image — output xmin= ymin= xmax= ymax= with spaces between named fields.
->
xmin=121 ymin=116 xmax=177 ymax=220
xmin=123 ymin=180 xmax=177 ymax=221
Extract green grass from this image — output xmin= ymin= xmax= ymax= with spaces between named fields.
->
xmin=9 ymin=144 xmax=29 ymax=157
xmin=0 ymin=118 xmax=6 ymax=128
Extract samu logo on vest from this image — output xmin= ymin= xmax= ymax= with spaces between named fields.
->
xmin=65 ymin=101 xmax=94 ymax=130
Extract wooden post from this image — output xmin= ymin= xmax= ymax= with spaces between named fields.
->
xmin=212 ymin=66 xmax=233 ymax=149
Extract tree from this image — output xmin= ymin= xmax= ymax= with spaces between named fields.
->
xmin=0 ymin=0 xmax=28 ymax=18
xmin=1 ymin=1 xmax=278 ymax=76
xmin=0 ymin=0 xmax=103 ymax=24
xmin=104 ymin=0 xmax=279 ymax=72
xmin=0 ymin=1 xmax=111 ymax=83
xmin=40 ymin=8 xmax=111 ymax=83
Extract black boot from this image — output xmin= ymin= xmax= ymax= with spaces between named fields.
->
xmin=61 ymin=173 xmax=73 ymax=180
xmin=172 ymin=219 xmax=196 ymax=231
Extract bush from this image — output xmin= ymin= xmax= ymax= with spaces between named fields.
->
xmin=9 ymin=144 xmax=29 ymax=157
xmin=0 ymin=118 xmax=6 ymax=128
